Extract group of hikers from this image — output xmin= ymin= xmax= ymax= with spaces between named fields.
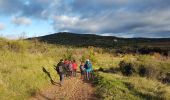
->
xmin=55 ymin=59 xmax=93 ymax=85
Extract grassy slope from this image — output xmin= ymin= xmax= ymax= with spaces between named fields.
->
xmin=0 ymin=39 xmax=59 ymax=99
xmin=0 ymin=38 xmax=115 ymax=99
xmin=95 ymin=72 xmax=170 ymax=100
xmin=0 ymin=37 xmax=170 ymax=99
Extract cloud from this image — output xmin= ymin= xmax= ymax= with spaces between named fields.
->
xmin=0 ymin=0 xmax=55 ymax=18
xmin=0 ymin=0 xmax=170 ymax=37
xmin=0 ymin=0 xmax=23 ymax=15
xmin=52 ymin=0 xmax=170 ymax=37
xmin=12 ymin=16 xmax=32 ymax=26
xmin=0 ymin=23 xmax=5 ymax=30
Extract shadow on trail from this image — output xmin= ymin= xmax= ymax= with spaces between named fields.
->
xmin=42 ymin=67 xmax=60 ymax=86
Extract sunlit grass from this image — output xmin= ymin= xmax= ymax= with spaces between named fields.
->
xmin=95 ymin=72 xmax=170 ymax=100
xmin=0 ymin=38 xmax=170 ymax=99
xmin=0 ymin=51 xmax=59 ymax=100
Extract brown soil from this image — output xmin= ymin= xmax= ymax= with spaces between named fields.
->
xmin=30 ymin=75 xmax=99 ymax=100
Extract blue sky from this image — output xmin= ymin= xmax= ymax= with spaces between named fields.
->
xmin=0 ymin=0 xmax=170 ymax=38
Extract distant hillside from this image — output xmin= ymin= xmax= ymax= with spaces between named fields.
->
xmin=33 ymin=32 xmax=121 ymax=47
xmin=31 ymin=32 xmax=170 ymax=49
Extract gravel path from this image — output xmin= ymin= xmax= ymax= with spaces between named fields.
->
xmin=30 ymin=75 xmax=98 ymax=100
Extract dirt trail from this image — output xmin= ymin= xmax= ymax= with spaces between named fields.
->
xmin=30 ymin=74 xmax=98 ymax=100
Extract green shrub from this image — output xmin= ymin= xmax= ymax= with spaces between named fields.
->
xmin=119 ymin=60 xmax=135 ymax=76
xmin=138 ymin=65 xmax=159 ymax=79
xmin=98 ymin=67 xmax=104 ymax=71
xmin=138 ymin=65 xmax=147 ymax=77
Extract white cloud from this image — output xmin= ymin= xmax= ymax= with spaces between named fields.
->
xmin=11 ymin=16 xmax=32 ymax=26
xmin=1 ymin=0 xmax=170 ymax=37
xmin=0 ymin=23 xmax=5 ymax=30
xmin=54 ymin=15 xmax=79 ymax=25
xmin=53 ymin=15 xmax=80 ymax=31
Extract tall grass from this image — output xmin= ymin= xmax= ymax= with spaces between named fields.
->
xmin=0 ymin=38 xmax=170 ymax=99
xmin=0 ymin=50 xmax=58 ymax=99
xmin=95 ymin=72 xmax=170 ymax=100
xmin=0 ymin=38 xmax=116 ymax=99
xmin=0 ymin=39 xmax=65 ymax=99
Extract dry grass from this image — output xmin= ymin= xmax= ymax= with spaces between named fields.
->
xmin=0 ymin=38 xmax=170 ymax=99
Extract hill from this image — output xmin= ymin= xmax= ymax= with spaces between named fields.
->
xmin=30 ymin=32 xmax=170 ymax=55
xmin=0 ymin=37 xmax=170 ymax=100
xmin=31 ymin=32 xmax=120 ymax=47
xmin=33 ymin=32 xmax=170 ymax=48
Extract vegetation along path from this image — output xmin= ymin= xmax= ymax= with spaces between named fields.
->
xmin=30 ymin=74 xmax=98 ymax=100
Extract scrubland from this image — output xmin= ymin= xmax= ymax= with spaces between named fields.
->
xmin=0 ymin=37 xmax=170 ymax=100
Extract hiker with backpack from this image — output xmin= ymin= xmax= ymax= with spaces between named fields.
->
xmin=79 ymin=61 xmax=85 ymax=79
xmin=84 ymin=59 xmax=93 ymax=80
xmin=72 ymin=60 xmax=78 ymax=77
xmin=55 ymin=59 xmax=66 ymax=86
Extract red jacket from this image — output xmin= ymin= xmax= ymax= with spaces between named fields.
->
xmin=72 ymin=63 xmax=77 ymax=69
xmin=64 ymin=61 xmax=69 ymax=65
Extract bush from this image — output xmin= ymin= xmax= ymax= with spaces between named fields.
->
xmin=138 ymin=65 xmax=159 ymax=79
xmin=119 ymin=60 xmax=160 ymax=79
xmin=138 ymin=65 xmax=147 ymax=77
xmin=159 ymin=72 xmax=170 ymax=84
xmin=164 ymin=73 xmax=170 ymax=83
xmin=119 ymin=60 xmax=135 ymax=76
xmin=98 ymin=67 xmax=104 ymax=71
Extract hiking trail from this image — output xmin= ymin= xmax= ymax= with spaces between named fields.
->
xmin=30 ymin=74 xmax=98 ymax=100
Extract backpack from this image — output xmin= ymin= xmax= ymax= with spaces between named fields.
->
xmin=88 ymin=62 xmax=92 ymax=69
xmin=64 ymin=63 xmax=69 ymax=71
xmin=58 ymin=65 xmax=63 ymax=73
xmin=85 ymin=62 xmax=92 ymax=69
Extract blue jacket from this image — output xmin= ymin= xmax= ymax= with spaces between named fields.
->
xmin=85 ymin=61 xmax=92 ymax=72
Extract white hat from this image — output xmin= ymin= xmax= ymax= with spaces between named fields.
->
xmin=86 ymin=59 xmax=90 ymax=62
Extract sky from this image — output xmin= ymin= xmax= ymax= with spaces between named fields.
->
xmin=0 ymin=0 xmax=170 ymax=38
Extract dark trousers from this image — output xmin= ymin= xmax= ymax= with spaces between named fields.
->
xmin=69 ymin=71 xmax=73 ymax=77
xmin=85 ymin=71 xmax=90 ymax=80
xmin=59 ymin=73 xmax=64 ymax=84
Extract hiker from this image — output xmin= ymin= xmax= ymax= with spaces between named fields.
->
xmin=55 ymin=59 xmax=66 ymax=86
xmin=68 ymin=60 xmax=73 ymax=77
xmin=64 ymin=59 xmax=70 ymax=77
xmin=64 ymin=59 xmax=69 ymax=66
xmin=79 ymin=61 xmax=85 ymax=79
xmin=72 ymin=60 xmax=78 ymax=77
xmin=84 ymin=59 xmax=93 ymax=80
